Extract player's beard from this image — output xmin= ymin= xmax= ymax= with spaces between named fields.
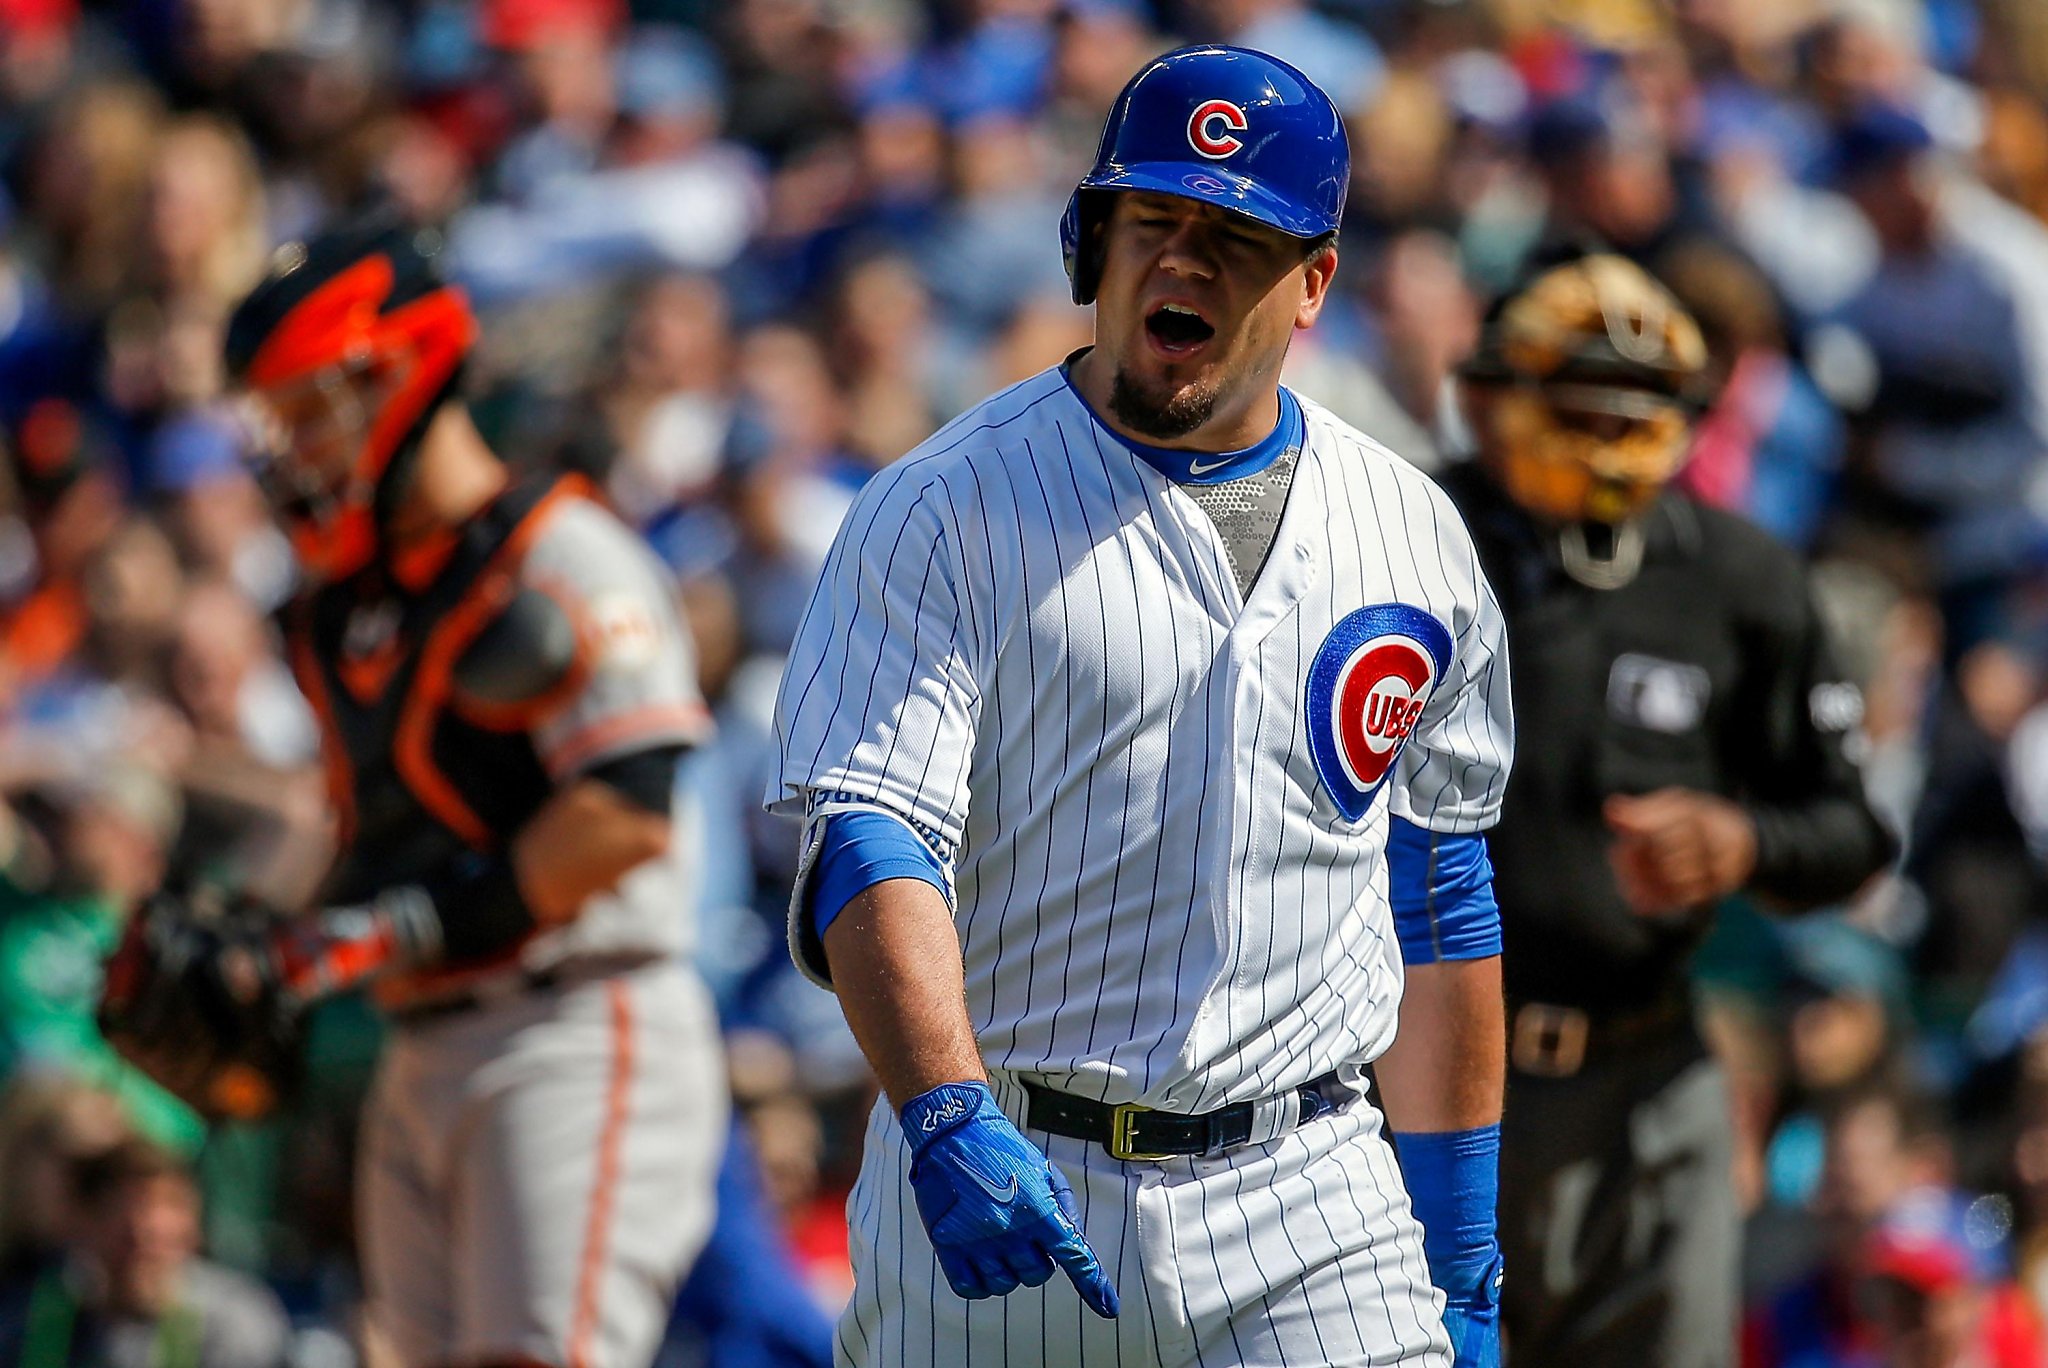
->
xmin=1108 ymin=366 xmax=1222 ymax=441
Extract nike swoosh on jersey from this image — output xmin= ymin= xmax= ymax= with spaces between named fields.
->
xmin=1187 ymin=454 xmax=1236 ymax=476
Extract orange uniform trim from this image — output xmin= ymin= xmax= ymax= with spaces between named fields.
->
xmin=288 ymin=628 xmax=358 ymax=849
xmin=568 ymin=980 xmax=635 ymax=1368
xmin=394 ymin=477 xmax=590 ymax=849
xmin=542 ymin=702 xmax=712 ymax=779
xmin=446 ymin=578 xmax=594 ymax=734
xmin=390 ymin=523 xmax=464 ymax=595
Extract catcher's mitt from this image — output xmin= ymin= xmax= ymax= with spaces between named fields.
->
xmin=98 ymin=888 xmax=302 ymax=1122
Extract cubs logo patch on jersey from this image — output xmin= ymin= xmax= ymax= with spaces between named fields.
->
xmin=1307 ymin=603 xmax=1454 ymax=821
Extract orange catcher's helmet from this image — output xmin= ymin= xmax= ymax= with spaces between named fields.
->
xmin=224 ymin=216 xmax=478 ymax=581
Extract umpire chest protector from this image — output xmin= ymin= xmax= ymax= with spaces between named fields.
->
xmin=288 ymin=475 xmax=587 ymax=906
xmin=1444 ymin=463 xmax=1884 ymax=1010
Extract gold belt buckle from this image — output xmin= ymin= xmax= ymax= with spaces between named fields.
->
xmin=1511 ymin=1002 xmax=1591 ymax=1078
xmin=1107 ymin=1102 xmax=1173 ymax=1162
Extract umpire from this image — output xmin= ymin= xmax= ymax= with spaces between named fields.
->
xmin=1439 ymin=253 xmax=1893 ymax=1368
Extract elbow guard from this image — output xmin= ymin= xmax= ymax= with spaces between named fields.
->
xmin=450 ymin=585 xmax=583 ymax=728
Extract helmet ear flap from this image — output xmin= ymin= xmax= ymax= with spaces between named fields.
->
xmin=1061 ymin=189 xmax=1110 ymax=306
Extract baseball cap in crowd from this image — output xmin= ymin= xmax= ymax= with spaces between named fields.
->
xmin=1695 ymin=83 xmax=1828 ymax=173
xmin=1966 ymin=926 xmax=2048 ymax=1060
xmin=1779 ymin=916 xmax=1909 ymax=1008
xmin=7 ymin=398 xmax=104 ymax=516
xmin=1827 ymin=102 xmax=1935 ymax=185
xmin=477 ymin=0 xmax=620 ymax=50
xmin=644 ymin=503 xmax=738 ymax=583
xmin=146 ymin=410 xmax=244 ymax=495
xmin=0 ymin=0 xmax=77 ymax=38
xmin=719 ymin=402 xmax=778 ymax=479
xmin=846 ymin=56 xmax=931 ymax=119
xmin=1058 ymin=0 xmax=1149 ymax=22
xmin=615 ymin=26 xmax=724 ymax=124
xmin=404 ymin=2 xmax=484 ymax=89
xmin=1437 ymin=49 xmax=1529 ymax=133
xmin=1865 ymin=1224 xmax=1974 ymax=1295
xmin=1865 ymin=1185 xmax=2014 ymax=1293
xmin=1527 ymin=95 xmax=1615 ymax=170
xmin=924 ymin=18 xmax=1052 ymax=125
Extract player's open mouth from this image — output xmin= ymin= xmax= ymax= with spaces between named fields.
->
xmin=1145 ymin=303 xmax=1215 ymax=357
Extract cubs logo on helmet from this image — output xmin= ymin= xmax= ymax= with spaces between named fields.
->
xmin=1307 ymin=604 xmax=1453 ymax=821
xmin=1059 ymin=44 xmax=1349 ymax=305
xmin=1188 ymin=99 xmax=1248 ymax=158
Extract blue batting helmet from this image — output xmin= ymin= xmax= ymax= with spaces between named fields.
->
xmin=1060 ymin=45 xmax=1350 ymax=306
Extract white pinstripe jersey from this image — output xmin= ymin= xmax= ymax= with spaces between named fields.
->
xmin=769 ymin=365 xmax=1513 ymax=1113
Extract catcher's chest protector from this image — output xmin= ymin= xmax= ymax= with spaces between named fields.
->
xmin=289 ymin=476 xmax=574 ymax=905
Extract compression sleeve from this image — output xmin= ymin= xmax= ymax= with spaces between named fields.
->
xmin=807 ymin=809 xmax=950 ymax=940
xmin=1387 ymin=816 xmax=1502 ymax=964
xmin=1392 ymin=1125 xmax=1504 ymax=1313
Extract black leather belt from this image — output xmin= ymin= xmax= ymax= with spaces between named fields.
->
xmin=387 ymin=954 xmax=656 ymax=1027
xmin=1022 ymin=1072 xmax=1352 ymax=1161
xmin=388 ymin=967 xmax=563 ymax=1025
xmin=1508 ymin=995 xmax=1692 ymax=1078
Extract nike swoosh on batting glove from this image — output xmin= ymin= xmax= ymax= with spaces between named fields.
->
xmin=899 ymin=1081 xmax=1120 ymax=1318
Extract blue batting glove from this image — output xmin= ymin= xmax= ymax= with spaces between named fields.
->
xmin=899 ymin=1081 xmax=1120 ymax=1318
xmin=1439 ymin=1253 xmax=1503 ymax=1367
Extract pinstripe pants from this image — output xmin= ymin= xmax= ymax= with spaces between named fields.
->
xmin=836 ymin=1072 xmax=1452 ymax=1368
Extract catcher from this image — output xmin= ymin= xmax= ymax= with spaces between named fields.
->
xmin=102 ymin=216 xmax=726 ymax=1368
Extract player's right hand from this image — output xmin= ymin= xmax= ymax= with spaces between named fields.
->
xmin=899 ymin=1081 xmax=1120 ymax=1318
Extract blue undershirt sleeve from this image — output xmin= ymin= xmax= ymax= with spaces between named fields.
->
xmin=1386 ymin=816 xmax=1502 ymax=964
xmin=807 ymin=809 xmax=950 ymax=940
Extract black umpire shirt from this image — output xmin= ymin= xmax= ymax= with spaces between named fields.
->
xmin=1439 ymin=464 xmax=1894 ymax=1015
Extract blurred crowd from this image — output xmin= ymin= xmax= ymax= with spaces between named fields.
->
xmin=0 ymin=0 xmax=2046 ymax=1363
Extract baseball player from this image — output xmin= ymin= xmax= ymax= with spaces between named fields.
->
xmin=107 ymin=217 xmax=725 ymax=1368
xmin=768 ymin=46 xmax=1514 ymax=1368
